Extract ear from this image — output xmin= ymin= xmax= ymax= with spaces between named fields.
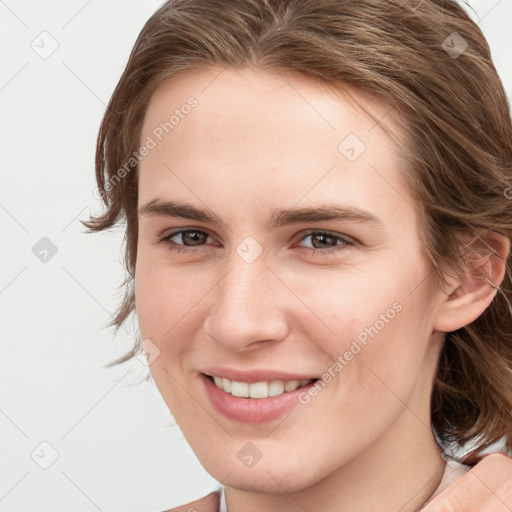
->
xmin=433 ymin=232 xmax=510 ymax=333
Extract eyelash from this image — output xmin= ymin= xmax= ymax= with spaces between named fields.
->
xmin=157 ymin=229 xmax=357 ymax=256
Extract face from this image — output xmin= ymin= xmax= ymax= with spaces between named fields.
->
xmin=135 ymin=67 xmax=447 ymax=492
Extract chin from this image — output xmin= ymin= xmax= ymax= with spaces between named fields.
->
xmin=202 ymin=448 xmax=327 ymax=494
xmin=222 ymin=470 xmax=317 ymax=494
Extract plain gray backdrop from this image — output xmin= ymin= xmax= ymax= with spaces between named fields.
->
xmin=1 ymin=1 xmax=511 ymax=511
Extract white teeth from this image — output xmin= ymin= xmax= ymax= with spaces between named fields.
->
xmin=210 ymin=375 xmax=314 ymax=398
xmin=249 ymin=381 xmax=269 ymax=398
xmin=284 ymin=380 xmax=300 ymax=392
xmin=230 ymin=381 xmax=249 ymax=397
xmin=268 ymin=380 xmax=284 ymax=397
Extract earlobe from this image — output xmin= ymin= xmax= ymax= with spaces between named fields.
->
xmin=432 ymin=233 xmax=510 ymax=333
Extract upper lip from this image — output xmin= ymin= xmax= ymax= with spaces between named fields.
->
xmin=201 ymin=367 xmax=319 ymax=383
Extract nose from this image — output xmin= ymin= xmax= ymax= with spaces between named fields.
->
xmin=203 ymin=255 xmax=290 ymax=352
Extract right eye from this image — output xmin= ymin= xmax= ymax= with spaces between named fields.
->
xmin=158 ymin=229 xmax=215 ymax=253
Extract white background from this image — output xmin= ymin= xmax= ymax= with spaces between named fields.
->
xmin=1 ymin=1 xmax=511 ymax=511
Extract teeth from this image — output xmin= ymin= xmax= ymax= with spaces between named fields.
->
xmin=284 ymin=380 xmax=301 ymax=392
xmin=210 ymin=375 xmax=314 ymax=398
xmin=230 ymin=381 xmax=249 ymax=397
xmin=248 ymin=381 xmax=269 ymax=398
xmin=269 ymin=381 xmax=284 ymax=397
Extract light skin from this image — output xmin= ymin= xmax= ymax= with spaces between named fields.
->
xmin=134 ymin=67 xmax=508 ymax=511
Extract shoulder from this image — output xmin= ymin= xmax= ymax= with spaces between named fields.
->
xmin=162 ymin=489 xmax=221 ymax=512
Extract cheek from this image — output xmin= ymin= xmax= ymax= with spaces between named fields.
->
xmin=134 ymin=258 xmax=210 ymax=350
xmin=290 ymin=264 xmax=424 ymax=350
xmin=330 ymin=287 xmax=434 ymax=419
xmin=295 ymin=265 xmax=434 ymax=398
xmin=134 ymin=260 xmax=206 ymax=413
xmin=298 ymin=295 xmax=433 ymax=455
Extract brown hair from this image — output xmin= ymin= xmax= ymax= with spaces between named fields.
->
xmin=82 ymin=0 xmax=512 ymax=463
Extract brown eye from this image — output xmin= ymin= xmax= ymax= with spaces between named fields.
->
xmin=308 ymin=233 xmax=340 ymax=249
xmin=178 ymin=230 xmax=208 ymax=246
xmin=159 ymin=229 xmax=213 ymax=253
xmin=297 ymin=231 xmax=356 ymax=255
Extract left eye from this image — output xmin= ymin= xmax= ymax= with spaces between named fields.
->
xmin=158 ymin=229 xmax=355 ymax=255
xmin=296 ymin=231 xmax=355 ymax=254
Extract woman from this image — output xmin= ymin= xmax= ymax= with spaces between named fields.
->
xmin=83 ymin=0 xmax=512 ymax=510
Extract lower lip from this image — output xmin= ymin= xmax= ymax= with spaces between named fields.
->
xmin=200 ymin=373 xmax=318 ymax=424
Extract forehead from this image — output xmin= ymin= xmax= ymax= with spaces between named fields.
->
xmin=138 ymin=67 xmax=414 ymax=223
xmin=141 ymin=66 xmax=405 ymax=150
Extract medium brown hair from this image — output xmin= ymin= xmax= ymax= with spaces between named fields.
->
xmin=82 ymin=0 xmax=512 ymax=463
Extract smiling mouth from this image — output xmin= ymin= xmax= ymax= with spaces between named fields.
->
xmin=203 ymin=373 xmax=320 ymax=399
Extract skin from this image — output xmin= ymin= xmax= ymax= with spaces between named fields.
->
xmin=423 ymin=453 xmax=512 ymax=511
xmin=134 ymin=67 xmax=508 ymax=512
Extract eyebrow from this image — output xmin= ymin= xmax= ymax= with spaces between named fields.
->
xmin=138 ymin=198 xmax=384 ymax=229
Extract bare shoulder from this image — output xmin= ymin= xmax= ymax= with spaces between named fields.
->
xmin=162 ymin=489 xmax=221 ymax=512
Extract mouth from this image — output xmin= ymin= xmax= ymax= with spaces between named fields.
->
xmin=200 ymin=373 xmax=321 ymax=424
xmin=203 ymin=373 xmax=320 ymax=399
